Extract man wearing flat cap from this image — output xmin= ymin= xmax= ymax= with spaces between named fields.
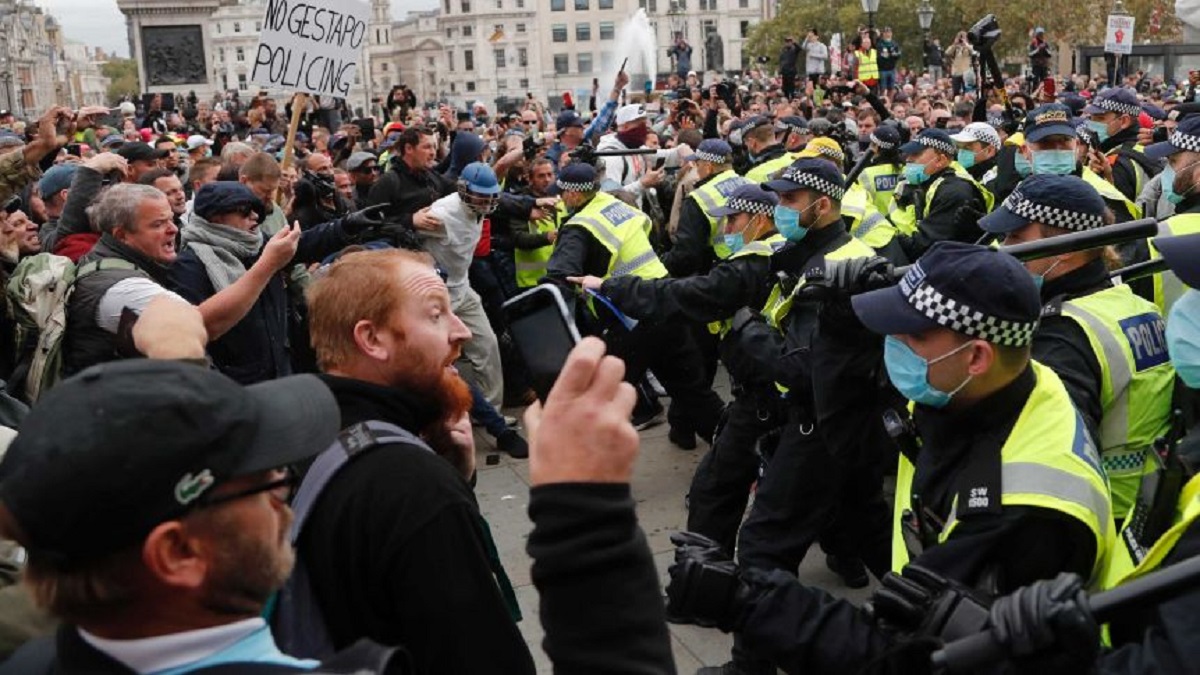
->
xmin=668 ymin=242 xmax=1115 ymax=675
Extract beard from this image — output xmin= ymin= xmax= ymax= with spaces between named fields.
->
xmin=418 ymin=369 xmax=474 ymax=478
xmin=198 ymin=506 xmax=294 ymax=617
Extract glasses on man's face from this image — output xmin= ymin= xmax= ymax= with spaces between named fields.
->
xmin=196 ymin=467 xmax=298 ymax=510
xmin=235 ymin=205 xmax=257 ymax=218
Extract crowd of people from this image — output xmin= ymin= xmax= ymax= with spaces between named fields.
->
xmin=0 ymin=17 xmax=1197 ymax=675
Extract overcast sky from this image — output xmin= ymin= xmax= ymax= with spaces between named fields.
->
xmin=32 ymin=0 xmax=437 ymax=58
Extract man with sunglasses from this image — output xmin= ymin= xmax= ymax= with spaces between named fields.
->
xmin=0 ymin=359 xmax=408 ymax=673
xmin=346 ymin=151 xmax=380 ymax=209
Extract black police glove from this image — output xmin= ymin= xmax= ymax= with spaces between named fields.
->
xmin=809 ymin=255 xmax=894 ymax=296
xmin=954 ymin=203 xmax=987 ymax=231
xmin=338 ymin=204 xmax=391 ymax=236
xmin=987 ymin=573 xmax=1098 ymax=673
xmin=666 ymin=531 xmax=752 ymax=632
xmin=867 ymin=565 xmax=992 ymax=642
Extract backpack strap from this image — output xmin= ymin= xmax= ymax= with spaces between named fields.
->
xmin=74 ymin=258 xmax=138 ymax=280
xmin=289 ymin=421 xmax=432 ymax=543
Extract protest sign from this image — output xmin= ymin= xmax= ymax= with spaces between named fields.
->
xmin=1105 ymin=14 xmax=1135 ymax=55
xmin=252 ymin=0 xmax=370 ymax=98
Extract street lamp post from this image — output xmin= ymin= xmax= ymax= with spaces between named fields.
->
xmin=917 ymin=0 xmax=935 ymax=40
xmin=860 ymin=0 xmax=880 ymax=33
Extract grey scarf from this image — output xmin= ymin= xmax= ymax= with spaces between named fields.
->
xmin=182 ymin=214 xmax=264 ymax=292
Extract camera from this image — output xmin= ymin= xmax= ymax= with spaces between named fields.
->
xmin=756 ymin=55 xmax=770 ymax=65
xmin=967 ymin=14 xmax=1001 ymax=50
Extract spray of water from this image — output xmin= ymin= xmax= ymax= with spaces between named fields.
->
xmin=598 ymin=8 xmax=659 ymax=96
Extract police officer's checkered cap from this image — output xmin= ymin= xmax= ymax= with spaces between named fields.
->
xmin=1167 ymin=128 xmax=1200 ymax=153
xmin=955 ymin=123 xmax=1001 ymax=150
xmin=724 ymin=197 xmax=775 ymax=215
xmin=778 ymin=162 xmax=846 ymax=201
xmin=869 ymin=132 xmax=895 ymax=150
xmin=1091 ymin=91 xmax=1142 ymax=117
xmin=813 ymin=143 xmax=845 ymax=162
xmin=556 ymin=179 xmax=597 ymax=192
xmin=692 ymin=151 xmax=729 ymax=163
xmin=901 ymin=267 xmax=1038 ymax=347
xmin=915 ymin=134 xmax=955 ymax=156
xmin=557 ymin=163 xmax=597 ymax=192
xmin=775 ymin=117 xmax=808 ymax=134
xmin=1001 ymin=189 xmax=1105 ymax=232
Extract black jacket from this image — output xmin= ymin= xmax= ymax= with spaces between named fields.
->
xmin=299 ymin=376 xmax=535 ymax=675
xmin=1100 ymin=125 xmax=1158 ymax=204
xmin=366 ymin=158 xmax=453 ymax=230
xmin=660 ymin=172 xmax=721 ymax=277
xmin=168 ymin=219 xmax=352 ymax=385
xmin=739 ymin=366 xmax=1098 ymax=674
xmin=896 ymin=166 xmax=987 ymax=260
xmin=528 ymin=483 xmax=675 ymax=675
xmin=601 ymin=250 xmax=775 ymax=325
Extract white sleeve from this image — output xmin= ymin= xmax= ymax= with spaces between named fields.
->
xmin=96 ymin=277 xmax=186 ymax=334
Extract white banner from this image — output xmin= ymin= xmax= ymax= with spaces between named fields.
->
xmin=252 ymin=0 xmax=370 ymax=98
xmin=1105 ymin=14 xmax=1136 ymax=55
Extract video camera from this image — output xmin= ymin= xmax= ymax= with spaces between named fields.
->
xmin=966 ymin=14 xmax=1001 ymax=50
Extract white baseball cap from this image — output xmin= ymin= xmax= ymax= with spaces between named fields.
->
xmin=186 ymin=134 xmax=215 ymax=151
xmin=950 ymin=122 xmax=1002 ymax=150
xmin=615 ymin=104 xmax=647 ymax=126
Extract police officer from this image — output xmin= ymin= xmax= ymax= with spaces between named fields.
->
xmin=667 ymin=242 xmax=1117 ymax=675
xmin=964 ymin=231 xmax=1200 ymax=674
xmin=1083 ymin=88 xmax=1162 ymax=205
xmin=979 ymin=174 xmax=1175 ymax=523
xmin=570 ymin=185 xmax=787 ymax=552
xmin=857 ymin=125 xmax=904 ymax=214
xmin=887 ymin=128 xmax=992 ymax=259
xmin=711 ymin=159 xmax=886 ymax=674
xmin=513 ymin=159 xmax=568 ymax=289
xmin=1142 ymin=115 xmax=1200 ymax=313
xmin=775 ymin=116 xmax=811 ymax=154
xmin=663 ymin=139 xmax=750 ymax=277
xmin=544 ymin=163 xmax=724 ymax=447
xmin=950 ymin=122 xmax=1002 ymax=185
xmin=741 ymin=117 xmax=796 ymax=183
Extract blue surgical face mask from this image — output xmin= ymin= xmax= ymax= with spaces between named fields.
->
xmin=1086 ymin=120 xmax=1111 ymax=144
xmin=956 ymin=149 xmax=977 ymax=170
xmin=723 ymin=232 xmax=745 ymax=253
xmin=1167 ymin=290 xmax=1200 ymax=388
xmin=774 ymin=203 xmax=811 ymax=242
xmin=1030 ymin=258 xmax=1064 ymax=291
xmin=903 ymin=162 xmax=931 ymax=185
xmin=1162 ymin=162 xmax=1200 ymax=206
xmin=1014 ymin=151 xmax=1033 ymax=178
xmin=883 ymin=335 xmax=974 ymax=408
xmin=1031 ymin=149 xmax=1076 ymax=175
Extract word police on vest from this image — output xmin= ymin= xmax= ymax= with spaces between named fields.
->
xmin=253 ymin=0 xmax=369 ymax=98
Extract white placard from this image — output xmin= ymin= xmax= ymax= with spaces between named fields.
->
xmin=252 ymin=0 xmax=370 ymax=98
xmin=1105 ymin=14 xmax=1136 ymax=55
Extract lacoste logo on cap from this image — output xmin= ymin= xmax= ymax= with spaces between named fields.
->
xmin=175 ymin=469 xmax=215 ymax=505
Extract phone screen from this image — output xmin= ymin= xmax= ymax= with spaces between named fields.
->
xmin=503 ymin=285 xmax=581 ymax=401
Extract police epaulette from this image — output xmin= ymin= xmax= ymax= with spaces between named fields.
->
xmin=1041 ymin=295 xmax=1066 ymax=318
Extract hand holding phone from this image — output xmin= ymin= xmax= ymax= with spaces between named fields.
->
xmin=503 ymin=284 xmax=582 ymax=401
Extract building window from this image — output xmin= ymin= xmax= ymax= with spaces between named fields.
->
xmin=551 ymin=0 xmax=565 ymax=10
xmin=517 ymin=23 xmax=526 ymax=32
xmin=462 ymin=0 xmax=471 ymax=11
xmin=255 ymin=21 xmax=262 ymax=31
xmin=577 ymin=52 xmax=593 ymax=73
xmin=701 ymin=0 xmax=715 ymax=8
xmin=221 ymin=74 xmax=228 ymax=90
xmin=518 ymin=46 xmax=528 ymax=66
xmin=464 ymin=49 xmax=474 ymax=70
xmin=738 ymin=0 xmax=748 ymax=7
xmin=427 ymin=57 xmax=435 ymax=66
xmin=599 ymin=21 xmax=615 ymax=39
xmin=552 ymin=24 xmax=567 ymax=42
xmin=638 ymin=0 xmax=658 ymax=12
xmin=236 ymin=47 xmax=244 ymax=62
xmin=498 ymin=79 xmax=508 ymax=89
xmin=451 ymin=82 xmax=457 ymax=92
xmin=520 ymin=78 xmax=530 ymax=88
xmin=463 ymin=25 xmax=473 ymax=37
xmin=575 ymin=0 xmax=589 ymax=8
xmin=599 ymin=0 xmax=613 ymax=7
xmin=382 ymin=62 xmax=389 ymax=71
xmin=218 ymin=47 xmax=225 ymax=61
xmin=495 ymin=48 xmax=506 ymax=68
xmin=448 ymin=50 xmax=455 ymax=71
xmin=234 ymin=21 xmax=241 ymax=32
xmin=237 ymin=73 xmax=247 ymax=89
xmin=444 ymin=0 xmax=451 ymax=11
xmin=576 ymin=23 xmax=591 ymax=40
xmin=446 ymin=28 xmax=453 ymax=38
xmin=739 ymin=20 xmax=750 ymax=37
xmin=216 ymin=23 xmax=221 ymax=34
xmin=467 ymin=81 xmax=476 ymax=92
xmin=554 ymin=53 xmax=569 ymax=74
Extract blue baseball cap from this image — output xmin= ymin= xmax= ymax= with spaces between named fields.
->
xmin=709 ymin=184 xmax=779 ymax=217
xmin=39 ymin=164 xmax=79 ymax=197
xmin=556 ymin=110 xmax=584 ymax=129
xmin=852 ymin=241 xmax=1041 ymax=346
xmin=193 ymin=182 xmax=266 ymax=223
xmin=1153 ymin=233 xmax=1200 ymax=288
xmin=556 ymin=162 xmax=597 ymax=192
xmin=980 ymin=175 xmax=1108 ymax=234
xmin=459 ymin=162 xmax=500 ymax=195
xmin=762 ymin=158 xmax=846 ymax=201
xmin=1024 ymin=103 xmax=1078 ymax=143
xmin=1146 ymin=115 xmax=1200 ymax=160
xmin=870 ymin=125 xmax=901 ymax=151
xmin=774 ymin=116 xmax=809 ymax=134
xmin=685 ymin=139 xmax=733 ymax=163
xmin=1083 ymin=87 xmax=1142 ymax=117
xmin=101 ymin=135 xmax=126 ymax=149
xmin=898 ymin=128 xmax=956 ymax=157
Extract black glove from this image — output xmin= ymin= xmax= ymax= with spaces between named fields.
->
xmin=338 ymin=204 xmax=390 ymax=235
xmin=954 ymin=203 xmax=987 ymax=231
xmin=665 ymin=531 xmax=751 ymax=632
xmin=867 ymin=565 xmax=992 ymax=642
xmin=987 ymin=573 xmax=1098 ymax=672
xmin=808 ymin=255 xmax=894 ymax=295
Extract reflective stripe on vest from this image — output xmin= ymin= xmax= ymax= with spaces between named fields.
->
xmin=844 ymin=183 xmax=897 ymax=250
xmin=567 ymin=192 xmax=667 ymax=281
xmin=1060 ymin=287 xmax=1175 ymax=519
xmin=514 ymin=201 xmax=567 ymax=288
xmin=1150 ymin=214 xmax=1200 ymax=315
xmin=690 ymin=170 xmax=750 ymax=260
xmin=1102 ymin=473 xmax=1200 ymax=590
xmin=745 ymin=153 xmax=797 ymax=184
xmin=1082 ymin=168 xmax=1142 ymax=221
xmin=706 ymin=233 xmax=787 ymax=335
xmin=891 ymin=362 xmax=1115 ymax=587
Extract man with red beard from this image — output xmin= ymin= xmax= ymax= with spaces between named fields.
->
xmin=300 ymin=247 xmax=535 ymax=675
